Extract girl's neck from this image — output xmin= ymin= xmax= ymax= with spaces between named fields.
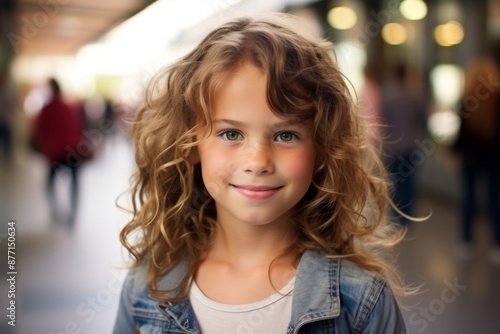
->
xmin=207 ymin=218 xmax=298 ymax=270
xmin=194 ymin=216 xmax=299 ymax=304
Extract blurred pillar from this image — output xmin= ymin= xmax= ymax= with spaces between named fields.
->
xmin=460 ymin=0 xmax=489 ymax=65
xmin=362 ymin=0 xmax=384 ymax=80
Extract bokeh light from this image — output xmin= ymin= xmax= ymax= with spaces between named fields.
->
xmin=400 ymin=0 xmax=428 ymax=21
xmin=427 ymin=110 xmax=461 ymax=145
xmin=327 ymin=6 xmax=357 ymax=30
xmin=430 ymin=64 xmax=464 ymax=107
xmin=434 ymin=21 xmax=464 ymax=46
xmin=382 ymin=23 xmax=408 ymax=45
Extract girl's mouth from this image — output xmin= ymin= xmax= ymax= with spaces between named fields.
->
xmin=231 ymin=184 xmax=283 ymax=200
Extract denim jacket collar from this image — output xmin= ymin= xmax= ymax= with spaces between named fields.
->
xmin=154 ymin=250 xmax=341 ymax=334
xmin=288 ymin=250 xmax=341 ymax=333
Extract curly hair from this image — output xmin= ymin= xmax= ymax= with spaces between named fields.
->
xmin=120 ymin=12 xmax=406 ymax=302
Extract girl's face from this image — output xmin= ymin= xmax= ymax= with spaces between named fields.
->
xmin=197 ymin=61 xmax=316 ymax=228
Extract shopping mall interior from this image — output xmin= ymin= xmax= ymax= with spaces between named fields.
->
xmin=1 ymin=0 xmax=499 ymax=333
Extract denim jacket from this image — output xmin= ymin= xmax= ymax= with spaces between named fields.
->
xmin=113 ymin=250 xmax=406 ymax=333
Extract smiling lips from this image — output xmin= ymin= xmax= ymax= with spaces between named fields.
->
xmin=231 ymin=185 xmax=283 ymax=200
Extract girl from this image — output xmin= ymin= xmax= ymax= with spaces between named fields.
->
xmin=114 ymin=13 xmax=407 ymax=333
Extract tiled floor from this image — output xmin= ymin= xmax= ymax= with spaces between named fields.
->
xmin=0 ymin=129 xmax=499 ymax=334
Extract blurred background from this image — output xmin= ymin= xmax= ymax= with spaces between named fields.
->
xmin=0 ymin=0 xmax=499 ymax=333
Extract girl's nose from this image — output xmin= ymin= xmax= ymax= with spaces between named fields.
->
xmin=242 ymin=143 xmax=275 ymax=175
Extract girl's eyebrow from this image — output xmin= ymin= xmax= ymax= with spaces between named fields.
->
xmin=212 ymin=119 xmax=243 ymax=126
xmin=212 ymin=118 xmax=303 ymax=129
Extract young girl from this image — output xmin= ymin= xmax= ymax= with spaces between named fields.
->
xmin=113 ymin=13 xmax=407 ymax=333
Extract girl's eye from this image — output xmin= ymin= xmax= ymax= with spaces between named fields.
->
xmin=220 ymin=131 xmax=242 ymax=141
xmin=275 ymin=132 xmax=297 ymax=142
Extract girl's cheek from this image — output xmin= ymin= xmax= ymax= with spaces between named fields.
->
xmin=282 ymin=150 xmax=315 ymax=177
xmin=200 ymin=151 xmax=236 ymax=195
xmin=209 ymin=150 xmax=239 ymax=175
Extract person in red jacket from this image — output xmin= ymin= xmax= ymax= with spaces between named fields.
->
xmin=32 ymin=78 xmax=83 ymax=228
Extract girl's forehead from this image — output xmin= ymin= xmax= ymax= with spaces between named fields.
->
xmin=199 ymin=58 xmax=317 ymax=125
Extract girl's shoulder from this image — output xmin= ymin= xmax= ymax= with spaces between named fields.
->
xmin=124 ymin=258 xmax=189 ymax=296
xmin=297 ymin=250 xmax=386 ymax=289
xmin=297 ymin=250 xmax=392 ymax=310
xmin=337 ymin=258 xmax=390 ymax=310
xmin=114 ymin=260 xmax=197 ymax=333
xmin=294 ymin=251 xmax=405 ymax=333
xmin=336 ymin=259 xmax=405 ymax=332
xmin=338 ymin=257 xmax=385 ymax=288
xmin=120 ymin=260 xmax=151 ymax=303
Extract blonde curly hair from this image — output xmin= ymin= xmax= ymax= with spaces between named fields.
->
xmin=120 ymin=12 xmax=405 ymax=302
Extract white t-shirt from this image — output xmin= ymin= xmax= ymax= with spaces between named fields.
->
xmin=190 ymin=277 xmax=295 ymax=334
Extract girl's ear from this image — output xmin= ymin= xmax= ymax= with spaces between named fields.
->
xmin=188 ymin=147 xmax=200 ymax=164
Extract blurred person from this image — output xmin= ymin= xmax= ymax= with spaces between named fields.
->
xmin=380 ymin=64 xmax=427 ymax=226
xmin=103 ymin=98 xmax=116 ymax=136
xmin=0 ymin=73 xmax=15 ymax=163
xmin=113 ymin=14 xmax=408 ymax=333
xmin=31 ymin=78 xmax=84 ymax=228
xmin=453 ymin=56 xmax=500 ymax=265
